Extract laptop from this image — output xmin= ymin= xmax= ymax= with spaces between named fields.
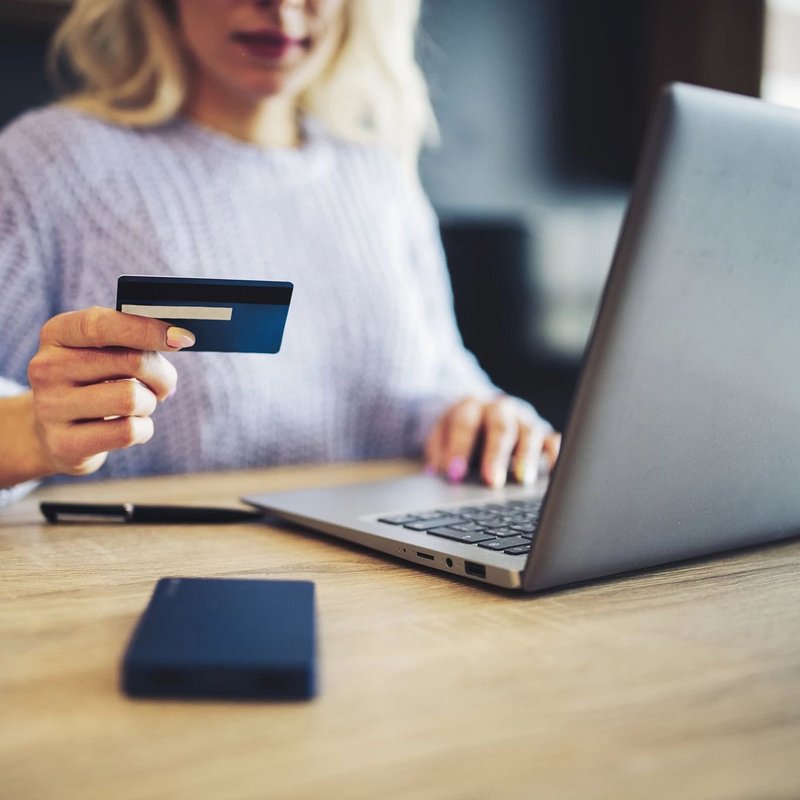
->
xmin=244 ymin=83 xmax=800 ymax=592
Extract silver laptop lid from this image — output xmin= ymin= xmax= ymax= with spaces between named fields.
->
xmin=524 ymin=83 xmax=800 ymax=591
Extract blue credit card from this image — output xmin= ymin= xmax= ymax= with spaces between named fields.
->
xmin=116 ymin=275 xmax=293 ymax=353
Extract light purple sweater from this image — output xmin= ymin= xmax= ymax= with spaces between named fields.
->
xmin=0 ymin=106 xmax=498 ymax=502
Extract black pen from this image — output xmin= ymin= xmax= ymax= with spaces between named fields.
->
xmin=40 ymin=501 xmax=264 ymax=524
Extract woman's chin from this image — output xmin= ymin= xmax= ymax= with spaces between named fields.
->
xmin=232 ymin=72 xmax=308 ymax=102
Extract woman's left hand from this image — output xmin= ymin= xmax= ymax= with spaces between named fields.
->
xmin=424 ymin=395 xmax=561 ymax=488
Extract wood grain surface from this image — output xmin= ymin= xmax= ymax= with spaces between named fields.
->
xmin=1 ymin=460 xmax=799 ymax=800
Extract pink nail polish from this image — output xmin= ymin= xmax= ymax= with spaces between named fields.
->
xmin=447 ymin=456 xmax=467 ymax=483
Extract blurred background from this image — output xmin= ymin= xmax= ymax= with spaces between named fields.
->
xmin=1 ymin=0 xmax=798 ymax=428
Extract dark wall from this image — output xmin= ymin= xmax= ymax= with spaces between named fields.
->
xmin=419 ymin=0 xmax=766 ymax=202
xmin=0 ymin=2 xmax=65 ymax=129
xmin=556 ymin=0 xmax=764 ymax=183
xmin=418 ymin=0 xmax=765 ymax=427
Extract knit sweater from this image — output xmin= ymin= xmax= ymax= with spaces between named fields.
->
xmin=0 ymin=105 xmax=497 ymax=502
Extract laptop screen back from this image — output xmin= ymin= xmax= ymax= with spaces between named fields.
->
xmin=525 ymin=84 xmax=800 ymax=591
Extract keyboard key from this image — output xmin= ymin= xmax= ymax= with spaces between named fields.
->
xmin=511 ymin=524 xmax=538 ymax=534
xmin=403 ymin=516 xmax=467 ymax=531
xmin=494 ymin=516 xmax=521 ymax=525
xmin=505 ymin=545 xmax=531 ymax=555
xmin=378 ymin=513 xmax=425 ymax=525
xmin=468 ymin=512 xmax=501 ymax=521
xmin=484 ymin=527 xmax=520 ymax=538
xmin=478 ymin=536 xmax=530 ymax=551
xmin=384 ymin=498 xmax=541 ymax=538
xmin=477 ymin=539 xmax=513 ymax=551
xmin=427 ymin=527 xmax=496 ymax=544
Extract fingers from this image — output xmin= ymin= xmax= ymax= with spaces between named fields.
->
xmin=542 ymin=431 xmax=562 ymax=471
xmin=29 ymin=346 xmax=178 ymax=401
xmin=41 ymin=307 xmax=195 ymax=352
xmin=30 ymin=377 xmax=161 ymax=474
xmin=435 ymin=398 xmax=484 ymax=482
xmin=38 ymin=416 xmax=155 ymax=476
xmin=424 ymin=417 xmax=446 ymax=474
xmin=512 ymin=413 xmax=547 ymax=486
xmin=27 ymin=306 xmax=188 ymax=477
xmin=425 ymin=395 xmax=562 ymax=488
xmin=480 ymin=397 xmax=520 ymax=488
xmin=34 ymin=379 xmax=158 ymax=424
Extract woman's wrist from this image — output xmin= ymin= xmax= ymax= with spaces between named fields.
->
xmin=0 ymin=392 xmax=57 ymax=488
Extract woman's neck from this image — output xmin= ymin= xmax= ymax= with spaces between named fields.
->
xmin=183 ymin=78 xmax=300 ymax=148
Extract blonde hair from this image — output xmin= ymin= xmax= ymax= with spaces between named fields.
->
xmin=50 ymin=0 xmax=437 ymax=168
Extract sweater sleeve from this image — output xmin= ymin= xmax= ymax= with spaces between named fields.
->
xmin=0 ymin=148 xmax=57 ymax=385
xmin=0 ymin=144 xmax=56 ymax=505
xmin=399 ymin=175 xmax=501 ymax=447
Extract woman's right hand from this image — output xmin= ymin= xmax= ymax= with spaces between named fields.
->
xmin=27 ymin=307 xmax=195 ymax=477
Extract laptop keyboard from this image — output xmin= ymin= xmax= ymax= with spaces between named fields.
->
xmin=377 ymin=499 xmax=542 ymax=556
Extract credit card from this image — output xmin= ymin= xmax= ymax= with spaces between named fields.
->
xmin=116 ymin=275 xmax=293 ymax=353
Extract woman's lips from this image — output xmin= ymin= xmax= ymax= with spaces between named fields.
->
xmin=232 ymin=30 xmax=308 ymax=60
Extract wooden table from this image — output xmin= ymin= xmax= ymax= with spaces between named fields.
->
xmin=2 ymin=460 xmax=799 ymax=800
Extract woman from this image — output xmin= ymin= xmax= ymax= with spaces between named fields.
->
xmin=0 ymin=0 xmax=560 ymax=504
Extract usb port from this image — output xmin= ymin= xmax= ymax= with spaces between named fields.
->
xmin=415 ymin=551 xmax=434 ymax=561
xmin=464 ymin=561 xmax=486 ymax=579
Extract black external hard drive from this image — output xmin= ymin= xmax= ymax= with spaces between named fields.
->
xmin=122 ymin=577 xmax=317 ymax=700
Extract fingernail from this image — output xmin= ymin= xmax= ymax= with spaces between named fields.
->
xmin=490 ymin=464 xmax=506 ymax=489
xmin=447 ymin=456 xmax=467 ymax=483
xmin=167 ymin=327 xmax=195 ymax=349
xmin=423 ymin=464 xmax=437 ymax=476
